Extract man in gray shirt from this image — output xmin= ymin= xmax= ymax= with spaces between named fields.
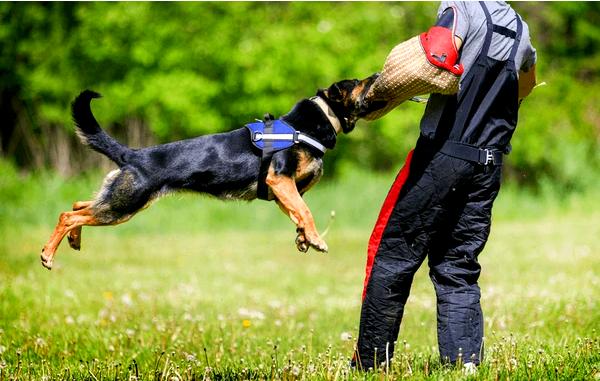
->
xmin=422 ymin=2 xmax=537 ymax=132
xmin=355 ymin=1 xmax=537 ymax=371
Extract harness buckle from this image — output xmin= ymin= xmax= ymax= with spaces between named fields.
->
xmin=252 ymin=131 xmax=263 ymax=142
xmin=483 ymin=149 xmax=494 ymax=165
xmin=293 ymin=131 xmax=301 ymax=144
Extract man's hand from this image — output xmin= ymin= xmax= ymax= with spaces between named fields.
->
xmin=518 ymin=64 xmax=537 ymax=100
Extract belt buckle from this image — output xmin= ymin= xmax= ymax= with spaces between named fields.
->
xmin=483 ymin=149 xmax=494 ymax=165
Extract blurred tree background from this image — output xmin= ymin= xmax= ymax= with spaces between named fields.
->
xmin=0 ymin=2 xmax=598 ymax=192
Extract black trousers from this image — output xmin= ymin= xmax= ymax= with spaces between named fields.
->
xmin=356 ymin=137 xmax=502 ymax=369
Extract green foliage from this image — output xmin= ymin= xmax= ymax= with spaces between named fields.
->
xmin=0 ymin=2 xmax=599 ymax=190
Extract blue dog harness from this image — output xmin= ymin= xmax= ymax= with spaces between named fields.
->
xmin=245 ymin=119 xmax=327 ymax=154
xmin=247 ymin=114 xmax=328 ymax=200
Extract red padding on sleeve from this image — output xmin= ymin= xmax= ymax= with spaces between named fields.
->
xmin=420 ymin=26 xmax=464 ymax=76
xmin=362 ymin=149 xmax=414 ymax=300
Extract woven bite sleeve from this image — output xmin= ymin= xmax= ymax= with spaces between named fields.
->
xmin=362 ymin=36 xmax=460 ymax=121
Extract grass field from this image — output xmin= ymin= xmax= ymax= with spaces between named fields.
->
xmin=0 ymin=163 xmax=599 ymax=380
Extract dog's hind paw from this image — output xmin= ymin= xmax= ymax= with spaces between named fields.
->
xmin=40 ymin=249 xmax=53 ymax=270
xmin=67 ymin=234 xmax=81 ymax=251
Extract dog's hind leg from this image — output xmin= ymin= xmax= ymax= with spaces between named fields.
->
xmin=41 ymin=168 xmax=148 ymax=270
xmin=67 ymin=200 xmax=93 ymax=251
xmin=41 ymin=205 xmax=102 ymax=270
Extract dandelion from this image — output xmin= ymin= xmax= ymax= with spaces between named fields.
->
xmin=242 ymin=319 xmax=251 ymax=328
xmin=103 ymin=291 xmax=113 ymax=300
xmin=291 ymin=365 xmax=301 ymax=376
xmin=340 ymin=332 xmax=353 ymax=341
xmin=35 ymin=337 xmax=47 ymax=348
xmin=238 ymin=308 xmax=265 ymax=320
xmin=121 ymin=293 xmax=133 ymax=307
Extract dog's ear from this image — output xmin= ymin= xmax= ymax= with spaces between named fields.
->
xmin=329 ymin=83 xmax=344 ymax=101
xmin=319 ymin=80 xmax=360 ymax=103
xmin=317 ymin=83 xmax=343 ymax=102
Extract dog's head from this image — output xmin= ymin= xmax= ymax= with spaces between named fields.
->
xmin=316 ymin=73 xmax=386 ymax=133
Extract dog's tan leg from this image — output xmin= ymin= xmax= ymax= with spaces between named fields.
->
xmin=267 ymin=171 xmax=328 ymax=253
xmin=41 ymin=206 xmax=102 ymax=270
xmin=67 ymin=200 xmax=93 ymax=250
xmin=275 ymin=200 xmax=309 ymax=252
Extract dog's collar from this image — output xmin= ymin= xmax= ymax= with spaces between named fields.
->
xmin=310 ymin=96 xmax=342 ymax=135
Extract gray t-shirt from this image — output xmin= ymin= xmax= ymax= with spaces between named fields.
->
xmin=419 ymin=2 xmax=537 ymax=135
xmin=439 ymin=1 xmax=537 ymax=77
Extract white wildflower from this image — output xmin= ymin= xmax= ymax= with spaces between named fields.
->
xmin=463 ymin=362 xmax=477 ymax=375
xmin=121 ymin=293 xmax=133 ymax=307
xmin=35 ymin=337 xmax=47 ymax=347
xmin=237 ymin=308 xmax=265 ymax=320
xmin=291 ymin=365 xmax=301 ymax=376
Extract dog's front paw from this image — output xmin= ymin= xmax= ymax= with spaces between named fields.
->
xmin=310 ymin=238 xmax=328 ymax=253
xmin=295 ymin=231 xmax=310 ymax=253
xmin=305 ymin=233 xmax=328 ymax=253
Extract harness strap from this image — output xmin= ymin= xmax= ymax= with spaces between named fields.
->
xmin=257 ymin=114 xmax=275 ymax=200
xmin=440 ymin=141 xmax=503 ymax=166
xmin=251 ymin=131 xmax=326 ymax=154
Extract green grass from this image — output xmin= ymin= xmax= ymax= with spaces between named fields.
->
xmin=0 ymin=163 xmax=599 ymax=380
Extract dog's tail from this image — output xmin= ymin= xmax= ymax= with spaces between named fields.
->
xmin=72 ymin=90 xmax=132 ymax=167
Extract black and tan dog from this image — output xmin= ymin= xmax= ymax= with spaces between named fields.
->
xmin=40 ymin=76 xmax=380 ymax=269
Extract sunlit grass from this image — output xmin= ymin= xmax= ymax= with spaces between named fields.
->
xmin=0 ymin=167 xmax=598 ymax=379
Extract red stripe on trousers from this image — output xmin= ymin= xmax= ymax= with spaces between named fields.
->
xmin=362 ymin=149 xmax=414 ymax=300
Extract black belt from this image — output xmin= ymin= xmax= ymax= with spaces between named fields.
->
xmin=440 ymin=141 xmax=503 ymax=166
